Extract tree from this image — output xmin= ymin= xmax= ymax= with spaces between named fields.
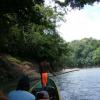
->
xmin=68 ymin=38 xmax=100 ymax=67
xmin=93 ymin=47 xmax=100 ymax=65
xmin=55 ymin=0 xmax=100 ymax=8
xmin=0 ymin=0 xmax=100 ymax=70
xmin=0 ymin=1 xmax=70 ymax=71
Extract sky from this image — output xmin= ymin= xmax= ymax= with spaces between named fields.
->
xmin=45 ymin=0 xmax=100 ymax=42
xmin=57 ymin=2 xmax=100 ymax=42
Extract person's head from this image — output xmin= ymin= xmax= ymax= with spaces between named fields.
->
xmin=16 ymin=75 xmax=30 ymax=91
xmin=36 ymin=91 xmax=49 ymax=100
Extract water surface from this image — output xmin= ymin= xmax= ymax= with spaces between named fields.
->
xmin=55 ymin=68 xmax=100 ymax=100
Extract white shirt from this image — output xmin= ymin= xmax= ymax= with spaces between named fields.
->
xmin=8 ymin=90 xmax=35 ymax=100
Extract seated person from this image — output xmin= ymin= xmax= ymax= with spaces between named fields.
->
xmin=8 ymin=75 xmax=36 ymax=100
xmin=36 ymin=91 xmax=49 ymax=100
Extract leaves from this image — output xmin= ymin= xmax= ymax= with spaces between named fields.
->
xmin=68 ymin=38 xmax=100 ymax=67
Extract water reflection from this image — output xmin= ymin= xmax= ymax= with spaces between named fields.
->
xmin=55 ymin=68 xmax=100 ymax=100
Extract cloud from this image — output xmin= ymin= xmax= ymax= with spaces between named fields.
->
xmin=58 ymin=0 xmax=65 ymax=2
xmin=58 ymin=3 xmax=100 ymax=42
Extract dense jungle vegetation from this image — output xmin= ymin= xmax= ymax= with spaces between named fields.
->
xmin=0 ymin=0 xmax=100 ymax=71
xmin=67 ymin=38 xmax=100 ymax=68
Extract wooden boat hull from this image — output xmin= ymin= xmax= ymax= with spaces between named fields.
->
xmin=30 ymin=78 xmax=62 ymax=100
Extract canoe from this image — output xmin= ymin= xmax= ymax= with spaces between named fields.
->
xmin=30 ymin=78 xmax=62 ymax=100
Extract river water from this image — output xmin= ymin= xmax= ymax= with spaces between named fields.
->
xmin=55 ymin=68 xmax=100 ymax=100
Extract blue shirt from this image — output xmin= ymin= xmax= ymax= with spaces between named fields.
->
xmin=8 ymin=90 xmax=35 ymax=100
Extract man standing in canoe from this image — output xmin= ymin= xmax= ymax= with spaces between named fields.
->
xmin=39 ymin=59 xmax=55 ymax=88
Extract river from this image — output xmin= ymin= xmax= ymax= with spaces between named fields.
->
xmin=55 ymin=68 xmax=100 ymax=100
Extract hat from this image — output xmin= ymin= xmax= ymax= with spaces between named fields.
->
xmin=37 ymin=91 xmax=49 ymax=99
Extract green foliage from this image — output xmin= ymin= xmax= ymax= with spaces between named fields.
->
xmin=93 ymin=47 xmax=100 ymax=65
xmin=0 ymin=1 xmax=70 ymax=71
xmin=55 ymin=0 xmax=99 ymax=8
xmin=68 ymin=38 xmax=100 ymax=68
xmin=1 ymin=0 xmax=100 ymax=70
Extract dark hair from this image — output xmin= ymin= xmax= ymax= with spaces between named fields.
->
xmin=16 ymin=75 xmax=30 ymax=91
xmin=36 ymin=91 xmax=49 ymax=100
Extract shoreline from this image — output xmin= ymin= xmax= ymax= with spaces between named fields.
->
xmin=54 ymin=68 xmax=80 ymax=76
xmin=30 ymin=68 xmax=80 ymax=78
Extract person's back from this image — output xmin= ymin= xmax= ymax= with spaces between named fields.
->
xmin=8 ymin=90 xmax=35 ymax=100
xmin=8 ymin=75 xmax=35 ymax=100
xmin=39 ymin=60 xmax=50 ymax=73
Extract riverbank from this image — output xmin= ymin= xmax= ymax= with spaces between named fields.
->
xmin=0 ymin=54 xmax=80 ymax=93
xmin=54 ymin=68 xmax=80 ymax=76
